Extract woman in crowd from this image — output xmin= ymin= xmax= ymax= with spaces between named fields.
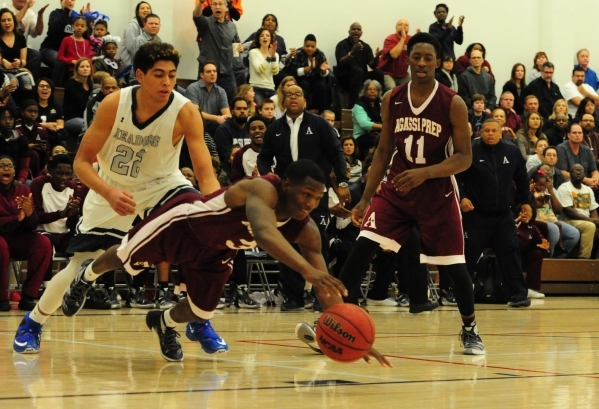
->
xmin=235 ymin=84 xmax=256 ymax=116
xmin=271 ymin=75 xmax=296 ymax=119
xmin=502 ymin=63 xmax=526 ymax=115
xmin=528 ymin=51 xmax=548 ymax=83
xmin=516 ymin=111 xmax=547 ymax=159
xmin=248 ymin=27 xmax=279 ymax=103
xmin=352 ymin=79 xmax=382 ymax=160
xmin=35 ymin=78 xmax=65 ymax=148
xmin=455 ymin=43 xmax=494 ymax=79
xmin=435 ymin=55 xmax=458 ymax=91
xmin=121 ymin=1 xmax=152 ymax=69
xmin=340 ymin=135 xmax=361 ymax=184
xmin=0 ymin=8 xmax=32 ymax=99
xmin=244 ymin=14 xmax=288 ymax=85
xmin=575 ymin=97 xmax=599 ymax=132
xmin=544 ymin=99 xmax=570 ymax=130
xmin=63 ymin=58 xmax=92 ymax=148
xmin=0 ymin=155 xmax=52 ymax=312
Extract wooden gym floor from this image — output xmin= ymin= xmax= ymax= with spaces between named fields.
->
xmin=0 ymin=297 xmax=598 ymax=408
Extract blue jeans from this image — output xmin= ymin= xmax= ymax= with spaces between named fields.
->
xmin=253 ymin=86 xmax=275 ymax=104
xmin=6 ymin=73 xmax=32 ymax=91
xmin=216 ymin=70 xmax=237 ymax=104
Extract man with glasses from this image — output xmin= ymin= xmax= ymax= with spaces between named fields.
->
xmin=257 ymin=85 xmax=349 ymax=311
xmin=524 ymin=62 xmax=564 ymax=119
xmin=193 ymin=0 xmax=242 ymax=102
xmin=0 ymin=106 xmax=29 ymax=184
xmin=457 ymin=49 xmax=495 ymax=113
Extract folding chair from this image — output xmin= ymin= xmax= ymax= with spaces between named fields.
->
xmin=245 ymin=248 xmax=278 ymax=306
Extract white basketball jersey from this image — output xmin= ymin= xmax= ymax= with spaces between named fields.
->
xmin=97 ymin=86 xmax=189 ymax=186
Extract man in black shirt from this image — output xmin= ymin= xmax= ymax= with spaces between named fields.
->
xmin=524 ymin=62 xmax=564 ymax=119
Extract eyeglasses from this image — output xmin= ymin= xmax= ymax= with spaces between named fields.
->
xmin=284 ymin=92 xmax=304 ymax=98
xmin=1 ymin=116 xmax=14 ymax=120
xmin=0 ymin=163 xmax=14 ymax=170
xmin=38 ymin=84 xmax=51 ymax=89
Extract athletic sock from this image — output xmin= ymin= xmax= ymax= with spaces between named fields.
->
xmin=162 ymin=309 xmax=177 ymax=328
xmin=29 ymin=306 xmax=47 ymax=325
xmin=462 ymin=315 xmax=475 ymax=327
xmin=83 ymin=261 xmax=101 ymax=282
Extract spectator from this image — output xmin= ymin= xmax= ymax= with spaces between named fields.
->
xmin=530 ymin=169 xmax=580 ymax=258
xmin=528 ymin=147 xmax=566 ymax=189
xmin=457 ymin=119 xmax=532 ymax=307
xmin=515 ymin=111 xmax=547 ymax=159
xmin=82 ymin=76 xmax=118 ymax=133
xmin=271 ymin=75 xmax=295 ymax=119
xmin=377 ymin=19 xmax=411 ymax=92
xmin=244 ymin=14 xmax=287 ymax=67
xmin=514 ymin=203 xmax=549 ymax=297
xmin=2 ymin=0 xmax=48 ymax=80
xmin=576 ymin=49 xmax=599 ymax=90
xmin=0 ymin=105 xmax=28 ymax=183
xmin=230 ymin=114 xmax=266 ymax=182
xmin=340 ymin=135 xmax=361 ymax=184
xmin=213 ymin=96 xmax=248 ymax=163
xmin=198 ymin=0 xmax=242 ymax=21
xmin=524 ymin=62 xmax=563 ymax=119
xmin=428 ymin=3 xmax=463 ymax=59
xmin=575 ymin=97 xmax=599 ymax=132
xmin=257 ymin=98 xmax=275 ymax=125
xmin=0 ymin=155 xmax=52 ymax=311
xmin=120 ymin=1 xmax=152 ymax=70
xmin=247 ymin=27 xmax=279 ymax=103
xmin=39 ymin=1 xmax=92 ymax=86
xmin=335 ymin=22 xmax=383 ymax=108
xmin=62 ymin=57 xmax=92 ymax=146
xmin=498 ymin=91 xmax=522 ymax=132
xmin=35 ymin=78 xmax=64 ymax=148
xmin=521 ymin=95 xmax=540 ymax=124
xmin=556 ymin=123 xmax=599 ymax=189
xmin=88 ymin=19 xmax=107 ymax=57
xmin=458 ymin=49 xmax=495 ymax=112
xmin=193 ymin=0 xmax=241 ymax=102
xmin=234 ymin=84 xmax=255 ymax=116
xmin=467 ymin=94 xmax=489 ymax=138
xmin=544 ymin=113 xmax=569 ymax=147
xmin=455 ymin=43 xmax=494 ymax=79
xmin=502 ymin=63 xmax=526 ymax=115
xmin=321 ymin=110 xmax=339 ymax=138
xmin=562 ymin=66 xmax=599 ymax=118
xmin=129 ymin=13 xmax=161 ymax=83
xmin=352 ymin=79 xmax=382 ymax=159
xmin=492 ymin=107 xmax=517 ymax=143
xmin=56 ymin=16 xmax=92 ymax=76
xmin=579 ymin=113 xmax=599 ymax=166
xmin=92 ymin=35 xmax=122 ymax=78
xmin=435 ymin=55 xmax=458 ymax=91
xmin=15 ymin=99 xmax=48 ymax=176
xmin=287 ymin=34 xmax=330 ymax=114
xmin=528 ymin=51 xmax=548 ymax=83
xmin=557 ymin=164 xmax=599 ymax=258
xmin=526 ymin=138 xmax=548 ymax=172
xmin=180 ymin=166 xmax=198 ymax=189
xmin=184 ymin=61 xmax=230 ymax=136
xmin=0 ymin=7 xmax=32 ymax=97
xmin=545 ymin=99 xmax=570 ymax=132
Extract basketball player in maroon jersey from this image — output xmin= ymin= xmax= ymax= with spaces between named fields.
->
xmin=62 ymin=159 xmax=392 ymax=366
xmin=337 ymin=32 xmax=485 ymax=355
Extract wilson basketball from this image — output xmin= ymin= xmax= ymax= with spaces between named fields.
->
xmin=315 ymin=304 xmax=375 ymax=363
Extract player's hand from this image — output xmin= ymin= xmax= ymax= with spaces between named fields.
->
xmin=107 ymin=189 xmax=136 ymax=216
xmin=392 ymin=168 xmax=429 ymax=192
xmin=351 ymin=199 xmax=370 ymax=227
xmin=304 ymin=268 xmax=347 ymax=298
xmin=363 ymin=346 xmax=393 ymax=367
xmin=460 ymin=198 xmax=474 ymax=212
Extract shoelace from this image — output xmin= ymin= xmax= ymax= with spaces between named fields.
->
xmin=459 ymin=328 xmax=481 ymax=346
xmin=163 ymin=328 xmax=181 ymax=350
xmin=65 ymin=281 xmax=88 ymax=306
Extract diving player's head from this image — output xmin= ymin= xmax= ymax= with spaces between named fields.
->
xmin=407 ymin=33 xmax=442 ymax=84
xmin=133 ymin=42 xmax=181 ymax=101
xmin=279 ymin=159 xmax=326 ymax=220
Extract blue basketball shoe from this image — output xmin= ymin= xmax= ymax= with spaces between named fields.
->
xmin=186 ymin=321 xmax=229 ymax=354
xmin=13 ymin=312 xmax=42 ymax=354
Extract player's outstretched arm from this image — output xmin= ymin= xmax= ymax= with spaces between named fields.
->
xmin=393 ymin=95 xmax=472 ymax=191
xmin=75 ymin=91 xmax=137 ymax=216
xmin=178 ymin=103 xmax=221 ymax=195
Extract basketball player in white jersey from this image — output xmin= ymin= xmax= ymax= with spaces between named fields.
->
xmin=13 ymin=42 xmax=222 ymax=354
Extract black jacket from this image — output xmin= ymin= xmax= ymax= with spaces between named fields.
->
xmin=523 ymin=78 xmax=564 ymax=119
xmin=457 ymin=139 xmax=530 ymax=216
xmin=257 ymin=111 xmax=348 ymax=185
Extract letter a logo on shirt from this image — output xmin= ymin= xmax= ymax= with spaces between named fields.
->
xmin=306 ymin=127 xmax=313 ymax=135
xmin=364 ymin=212 xmax=377 ymax=229
xmin=503 ymin=157 xmax=510 ymax=164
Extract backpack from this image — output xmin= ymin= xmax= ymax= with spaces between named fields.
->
xmin=473 ymin=255 xmax=509 ymax=304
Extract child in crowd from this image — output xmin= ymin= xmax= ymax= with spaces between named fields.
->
xmin=180 ymin=167 xmax=198 ymax=190
xmin=526 ymin=138 xmax=549 ymax=173
xmin=530 ymin=170 xmax=564 ymax=254
xmin=257 ymin=99 xmax=275 ymax=125
xmin=92 ymin=35 xmax=122 ymax=79
xmin=468 ymin=94 xmax=489 ymax=138
xmin=322 ymin=110 xmax=340 ymax=138
xmin=15 ymin=100 xmax=50 ymax=177
xmin=57 ymin=16 xmax=93 ymax=74
xmin=89 ymin=19 xmax=108 ymax=56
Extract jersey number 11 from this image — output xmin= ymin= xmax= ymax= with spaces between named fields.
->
xmin=404 ymin=135 xmax=426 ymax=164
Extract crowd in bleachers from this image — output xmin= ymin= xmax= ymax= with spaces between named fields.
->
xmin=2 ymin=0 xmax=599 ymax=312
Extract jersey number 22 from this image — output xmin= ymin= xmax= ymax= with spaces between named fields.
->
xmin=110 ymin=145 xmax=147 ymax=178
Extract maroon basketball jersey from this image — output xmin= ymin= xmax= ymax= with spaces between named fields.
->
xmin=386 ymin=81 xmax=456 ymax=183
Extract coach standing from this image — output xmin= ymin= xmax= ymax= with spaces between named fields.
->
xmin=257 ymin=85 xmax=349 ymax=311
xmin=456 ymin=119 xmax=532 ymax=307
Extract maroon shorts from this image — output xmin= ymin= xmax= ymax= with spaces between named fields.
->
xmin=359 ymin=177 xmax=465 ymax=265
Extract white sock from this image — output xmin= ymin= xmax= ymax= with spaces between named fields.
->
xmin=29 ymin=305 xmax=46 ymax=325
xmin=83 ymin=261 xmax=101 ymax=282
xmin=162 ymin=309 xmax=177 ymax=328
